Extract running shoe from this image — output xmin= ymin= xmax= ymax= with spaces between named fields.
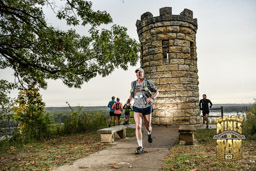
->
xmin=135 ymin=146 xmax=144 ymax=154
xmin=148 ymin=134 xmax=153 ymax=143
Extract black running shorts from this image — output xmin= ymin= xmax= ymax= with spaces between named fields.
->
xmin=133 ymin=105 xmax=153 ymax=115
xmin=203 ymin=110 xmax=209 ymax=116
xmin=109 ymin=111 xmax=114 ymax=116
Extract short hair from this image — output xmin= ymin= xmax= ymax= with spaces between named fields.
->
xmin=112 ymin=96 xmax=115 ymax=100
xmin=203 ymin=94 xmax=206 ymax=96
xmin=117 ymin=98 xmax=120 ymax=102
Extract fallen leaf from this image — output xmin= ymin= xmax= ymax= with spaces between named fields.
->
xmin=111 ymin=165 xmax=120 ymax=169
xmin=79 ymin=166 xmax=88 ymax=169
xmin=109 ymin=162 xmax=117 ymax=165
xmin=56 ymin=155 xmax=61 ymax=159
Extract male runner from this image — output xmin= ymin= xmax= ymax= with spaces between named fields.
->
xmin=199 ymin=94 xmax=213 ymax=129
xmin=107 ymin=96 xmax=116 ymax=127
xmin=127 ymin=68 xmax=159 ymax=154
xmin=123 ymin=99 xmax=132 ymax=125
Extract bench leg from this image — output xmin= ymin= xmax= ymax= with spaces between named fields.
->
xmin=179 ymin=132 xmax=194 ymax=145
xmin=101 ymin=133 xmax=114 ymax=143
xmin=117 ymin=128 xmax=126 ymax=139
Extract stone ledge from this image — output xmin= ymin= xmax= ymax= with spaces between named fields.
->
xmin=98 ymin=125 xmax=126 ymax=134
xmin=178 ymin=125 xmax=196 ymax=132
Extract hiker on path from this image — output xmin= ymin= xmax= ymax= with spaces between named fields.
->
xmin=123 ymin=99 xmax=132 ymax=125
xmin=112 ymin=98 xmax=123 ymax=126
xmin=127 ymin=68 xmax=159 ymax=154
xmin=107 ymin=96 xmax=116 ymax=127
xmin=199 ymin=94 xmax=213 ymax=129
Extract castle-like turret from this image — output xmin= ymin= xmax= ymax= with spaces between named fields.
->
xmin=136 ymin=7 xmax=200 ymax=126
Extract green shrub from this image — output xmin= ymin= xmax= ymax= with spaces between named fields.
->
xmin=243 ymin=100 xmax=256 ymax=139
xmin=62 ymin=103 xmax=107 ymax=135
xmin=12 ymin=88 xmax=52 ymax=141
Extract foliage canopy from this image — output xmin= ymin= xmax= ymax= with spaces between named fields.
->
xmin=0 ymin=0 xmax=140 ymax=88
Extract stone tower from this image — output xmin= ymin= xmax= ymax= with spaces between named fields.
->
xmin=136 ymin=7 xmax=201 ymax=126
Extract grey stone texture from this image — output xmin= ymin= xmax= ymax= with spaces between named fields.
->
xmin=136 ymin=7 xmax=201 ymax=126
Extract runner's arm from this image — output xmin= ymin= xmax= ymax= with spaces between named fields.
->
xmin=128 ymin=95 xmax=133 ymax=103
xmin=146 ymin=79 xmax=159 ymax=103
xmin=209 ymin=100 xmax=213 ymax=108
xmin=152 ymin=91 xmax=159 ymax=100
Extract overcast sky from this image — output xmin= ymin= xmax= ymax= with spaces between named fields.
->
xmin=1 ymin=0 xmax=256 ymax=106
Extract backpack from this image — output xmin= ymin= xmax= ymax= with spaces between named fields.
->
xmin=115 ymin=103 xmax=120 ymax=110
xmin=130 ymin=79 xmax=150 ymax=98
xmin=110 ymin=101 xmax=114 ymax=107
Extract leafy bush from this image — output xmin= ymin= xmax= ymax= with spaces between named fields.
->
xmin=12 ymin=89 xmax=52 ymax=141
xmin=243 ymin=100 xmax=256 ymax=139
xmin=61 ymin=103 xmax=107 ymax=135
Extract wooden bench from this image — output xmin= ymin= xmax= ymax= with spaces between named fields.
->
xmin=97 ymin=125 xmax=126 ymax=143
xmin=179 ymin=125 xmax=196 ymax=145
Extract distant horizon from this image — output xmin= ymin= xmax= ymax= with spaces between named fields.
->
xmin=45 ymin=103 xmax=254 ymax=108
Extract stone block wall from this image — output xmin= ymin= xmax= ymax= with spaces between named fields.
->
xmin=136 ymin=7 xmax=201 ymax=126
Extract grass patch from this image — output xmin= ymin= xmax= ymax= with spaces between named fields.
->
xmin=0 ymin=132 xmax=111 ymax=170
xmin=0 ymin=127 xmax=136 ymax=170
xmin=163 ymin=129 xmax=256 ymax=171
xmin=126 ymin=128 xmax=135 ymax=137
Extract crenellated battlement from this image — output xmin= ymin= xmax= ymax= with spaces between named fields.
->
xmin=136 ymin=7 xmax=198 ymax=35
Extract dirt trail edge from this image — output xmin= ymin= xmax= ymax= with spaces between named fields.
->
xmin=54 ymin=126 xmax=179 ymax=171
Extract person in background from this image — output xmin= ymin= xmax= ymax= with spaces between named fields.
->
xmin=112 ymin=98 xmax=123 ymax=126
xmin=199 ymin=94 xmax=213 ymax=129
xmin=107 ymin=96 xmax=116 ymax=127
xmin=123 ymin=99 xmax=132 ymax=125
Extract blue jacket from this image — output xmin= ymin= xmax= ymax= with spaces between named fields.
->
xmin=108 ymin=100 xmax=116 ymax=112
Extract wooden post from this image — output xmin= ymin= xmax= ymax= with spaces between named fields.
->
xmin=221 ymin=106 xmax=224 ymax=118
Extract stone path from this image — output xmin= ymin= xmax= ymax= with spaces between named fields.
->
xmin=54 ymin=125 xmax=179 ymax=171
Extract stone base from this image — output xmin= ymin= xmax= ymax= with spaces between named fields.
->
xmin=98 ymin=126 xmax=126 ymax=143
xmin=178 ymin=125 xmax=196 ymax=145
xmin=179 ymin=133 xmax=194 ymax=145
xmin=101 ymin=134 xmax=115 ymax=143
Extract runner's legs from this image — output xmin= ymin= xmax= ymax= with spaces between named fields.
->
xmin=205 ymin=114 xmax=209 ymax=126
xmin=109 ymin=116 xmax=113 ymax=126
xmin=114 ymin=115 xmax=118 ymax=126
xmin=118 ymin=115 xmax=121 ymax=125
xmin=143 ymin=113 xmax=152 ymax=133
xmin=134 ymin=112 xmax=143 ymax=143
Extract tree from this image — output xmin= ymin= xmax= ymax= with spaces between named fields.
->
xmin=0 ymin=80 xmax=16 ymax=114
xmin=0 ymin=0 xmax=140 ymax=90
xmin=13 ymin=88 xmax=51 ymax=140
